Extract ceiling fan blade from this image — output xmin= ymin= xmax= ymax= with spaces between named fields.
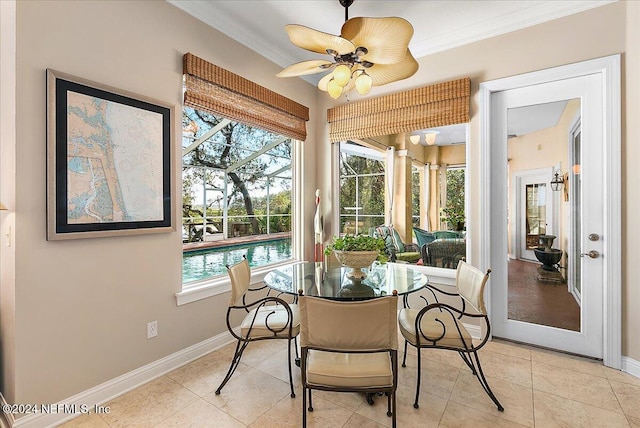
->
xmin=317 ymin=72 xmax=333 ymax=92
xmin=341 ymin=17 xmax=413 ymax=65
xmin=277 ymin=60 xmax=334 ymax=77
xmin=365 ymin=49 xmax=419 ymax=86
xmin=285 ymin=24 xmax=355 ymax=55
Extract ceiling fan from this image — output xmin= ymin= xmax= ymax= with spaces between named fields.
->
xmin=276 ymin=0 xmax=419 ymax=99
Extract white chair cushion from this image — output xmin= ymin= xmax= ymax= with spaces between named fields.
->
xmin=306 ymin=350 xmax=393 ymax=388
xmin=241 ymin=303 xmax=300 ymax=339
xmin=398 ymin=308 xmax=472 ymax=349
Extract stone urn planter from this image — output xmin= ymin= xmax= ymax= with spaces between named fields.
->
xmin=333 ymin=250 xmax=379 ymax=280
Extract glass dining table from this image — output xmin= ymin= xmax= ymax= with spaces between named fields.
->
xmin=263 ymin=261 xmax=428 ymax=300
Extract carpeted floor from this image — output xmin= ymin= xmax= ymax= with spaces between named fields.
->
xmin=508 ymin=258 xmax=580 ymax=331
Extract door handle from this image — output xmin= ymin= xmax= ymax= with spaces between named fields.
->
xmin=580 ymin=250 xmax=600 ymax=259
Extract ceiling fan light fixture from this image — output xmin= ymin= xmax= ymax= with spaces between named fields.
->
xmin=278 ymin=0 xmax=418 ymax=99
xmin=355 ymin=71 xmax=372 ymax=95
xmin=327 ymin=79 xmax=343 ymax=99
xmin=333 ymin=64 xmax=351 ymax=86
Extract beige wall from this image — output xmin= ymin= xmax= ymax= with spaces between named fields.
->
xmin=2 ymin=0 xmax=640 ymax=411
xmin=317 ymin=1 xmax=640 ymax=360
xmin=3 ymin=0 xmax=318 ymax=406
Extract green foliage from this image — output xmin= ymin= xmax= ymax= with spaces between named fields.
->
xmin=324 ymin=234 xmax=388 ymax=263
xmin=440 ymin=168 xmax=466 ymax=230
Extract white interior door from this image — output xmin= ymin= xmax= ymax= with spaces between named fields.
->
xmin=489 ymin=75 xmax=605 ymax=358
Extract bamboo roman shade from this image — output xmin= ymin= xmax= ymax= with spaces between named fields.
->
xmin=327 ymin=77 xmax=470 ymax=142
xmin=183 ymin=53 xmax=309 ymax=141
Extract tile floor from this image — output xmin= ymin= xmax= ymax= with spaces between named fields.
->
xmin=59 ymin=338 xmax=640 ymax=427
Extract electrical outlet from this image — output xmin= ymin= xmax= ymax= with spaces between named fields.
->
xmin=147 ymin=321 xmax=158 ymax=339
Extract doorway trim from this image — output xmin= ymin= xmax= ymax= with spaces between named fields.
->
xmin=512 ymin=167 xmax=554 ymax=262
xmin=479 ymin=55 xmax=621 ymax=369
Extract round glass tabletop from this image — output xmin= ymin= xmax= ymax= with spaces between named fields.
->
xmin=263 ymin=262 xmax=428 ymax=300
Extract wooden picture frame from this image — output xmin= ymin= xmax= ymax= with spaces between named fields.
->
xmin=46 ymin=69 xmax=175 ymax=240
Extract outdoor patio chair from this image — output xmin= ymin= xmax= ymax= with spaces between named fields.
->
xmin=299 ymin=293 xmax=399 ymax=427
xmin=215 ymin=255 xmax=300 ymax=398
xmin=372 ymin=225 xmax=420 ymax=263
xmin=398 ymin=261 xmax=503 ymax=411
xmin=413 ymin=226 xmax=436 ymax=248
xmin=432 ymin=230 xmax=463 ymax=240
xmin=421 ymin=239 xmax=466 ymax=268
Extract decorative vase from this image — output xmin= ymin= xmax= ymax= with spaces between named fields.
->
xmin=533 ymin=235 xmax=563 ymax=272
xmin=332 ymin=250 xmax=379 ymax=280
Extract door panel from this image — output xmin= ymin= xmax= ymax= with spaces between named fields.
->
xmin=491 ymin=76 xmax=603 ymax=358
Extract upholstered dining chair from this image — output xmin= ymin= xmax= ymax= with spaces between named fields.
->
xmin=215 ymin=256 xmax=300 ymax=398
xmin=299 ymin=293 xmax=399 ymax=428
xmin=398 ymin=261 xmax=504 ymax=411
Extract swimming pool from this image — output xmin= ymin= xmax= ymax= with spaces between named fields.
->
xmin=182 ymin=238 xmax=292 ymax=283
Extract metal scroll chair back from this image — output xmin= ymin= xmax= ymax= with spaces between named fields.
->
xmin=299 ymin=294 xmax=399 ymax=428
xmin=398 ymin=261 xmax=503 ymax=412
xmin=216 ymin=255 xmax=300 ymax=398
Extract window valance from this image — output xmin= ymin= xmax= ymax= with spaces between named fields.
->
xmin=183 ymin=53 xmax=309 ymax=141
xmin=327 ymin=77 xmax=470 ymax=142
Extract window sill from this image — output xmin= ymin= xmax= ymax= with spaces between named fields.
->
xmin=175 ymin=259 xmax=301 ymax=306
xmin=407 ymin=263 xmax=457 ymax=286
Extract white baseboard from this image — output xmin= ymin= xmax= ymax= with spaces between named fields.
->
xmin=6 ymin=330 xmax=234 ymax=428
xmin=622 ymin=355 xmax=640 ymax=379
xmin=463 ymin=322 xmax=482 ymax=340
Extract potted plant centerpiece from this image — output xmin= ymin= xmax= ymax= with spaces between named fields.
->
xmin=324 ymin=234 xmax=387 ymax=280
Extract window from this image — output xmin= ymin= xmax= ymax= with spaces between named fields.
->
xmin=441 ymin=166 xmax=466 ymax=231
xmin=181 ymin=107 xmax=295 ymax=285
xmin=338 ymin=141 xmax=385 ymax=235
xmin=412 ymin=165 xmax=421 ymax=226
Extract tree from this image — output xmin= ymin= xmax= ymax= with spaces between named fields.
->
xmin=182 ymin=108 xmax=291 ymax=236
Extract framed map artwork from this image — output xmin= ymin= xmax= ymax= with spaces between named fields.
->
xmin=46 ymin=69 xmax=175 ymax=240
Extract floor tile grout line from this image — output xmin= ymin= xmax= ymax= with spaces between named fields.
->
xmin=532 ymin=386 xmax=626 ymax=415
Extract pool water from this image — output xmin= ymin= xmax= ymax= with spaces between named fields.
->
xmin=182 ymin=238 xmax=292 ymax=283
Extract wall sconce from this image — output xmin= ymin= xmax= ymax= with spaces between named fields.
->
xmin=550 ymin=171 xmax=565 ymax=191
xmin=0 ymin=202 xmax=7 ymax=211
xmin=410 ymin=130 xmax=439 ymax=146
xmin=424 ymin=131 xmax=438 ymax=146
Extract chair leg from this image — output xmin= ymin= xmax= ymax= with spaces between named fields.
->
xmin=458 ymin=351 xmax=476 ymax=374
xmin=470 ymin=350 xmax=504 ymax=412
xmin=308 ymin=388 xmax=314 ymax=412
xmin=413 ymin=347 xmax=422 ymax=409
xmin=402 ymin=340 xmax=408 ymax=367
xmin=287 ymin=337 xmax=296 ymax=398
xmin=215 ymin=339 xmax=248 ymax=395
xmin=391 ymin=390 xmax=397 ymax=428
xmin=302 ymin=386 xmax=307 ymax=428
